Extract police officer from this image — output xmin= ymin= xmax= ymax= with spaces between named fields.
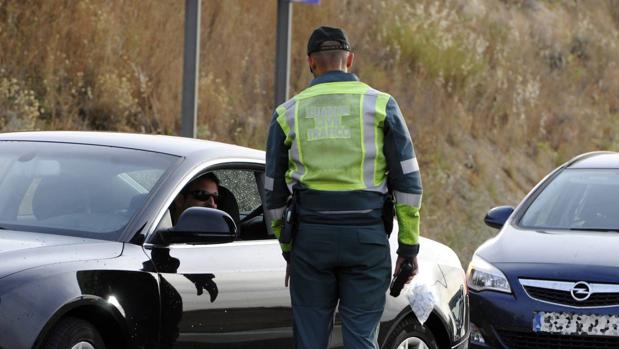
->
xmin=265 ymin=26 xmax=422 ymax=349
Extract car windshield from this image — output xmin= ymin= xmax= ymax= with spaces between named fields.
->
xmin=0 ymin=141 xmax=178 ymax=240
xmin=520 ymin=169 xmax=619 ymax=230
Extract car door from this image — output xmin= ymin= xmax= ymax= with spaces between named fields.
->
xmin=144 ymin=164 xmax=293 ymax=348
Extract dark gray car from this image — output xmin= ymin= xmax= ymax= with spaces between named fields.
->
xmin=0 ymin=131 xmax=468 ymax=349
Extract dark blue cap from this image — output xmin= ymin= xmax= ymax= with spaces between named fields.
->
xmin=307 ymin=26 xmax=351 ymax=55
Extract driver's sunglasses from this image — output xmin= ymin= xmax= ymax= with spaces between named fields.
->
xmin=187 ymin=190 xmax=219 ymax=202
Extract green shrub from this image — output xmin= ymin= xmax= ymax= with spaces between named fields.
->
xmin=385 ymin=21 xmax=486 ymax=93
xmin=0 ymin=72 xmax=40 ymax=131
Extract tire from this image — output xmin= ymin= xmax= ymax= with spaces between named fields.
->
xmin=384 ymin=317 xmax=438 ymax=349
xmin=43 ymin=317 xmax=106 ymax=349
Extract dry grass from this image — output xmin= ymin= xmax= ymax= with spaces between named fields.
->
xmin=1 ymin=0 xmax=619 ymax=264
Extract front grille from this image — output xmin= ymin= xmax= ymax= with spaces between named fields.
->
xmin=499 ymin=330 xmax=619 ymax=349
xmin=524 ymin=286 xmax=619 ymax=307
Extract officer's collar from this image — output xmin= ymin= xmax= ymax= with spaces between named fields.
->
xmin=309 ymin=70 xmax=359 ymax=87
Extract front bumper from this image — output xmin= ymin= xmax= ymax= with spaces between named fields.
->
xmin=468 ymin=289 xmax=619 ymax=349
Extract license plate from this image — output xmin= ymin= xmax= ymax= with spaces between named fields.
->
xmin=533 ymin=312 xmax=619 ymax=337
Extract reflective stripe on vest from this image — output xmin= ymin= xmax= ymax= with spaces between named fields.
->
xmin=276 ymin=81 xmax=390 ymax=193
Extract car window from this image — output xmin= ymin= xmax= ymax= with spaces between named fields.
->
xmin=0 ymin=141 xmax=178 ymax=240
xmin=120 ymin=169 xmax=163 ymax=192
xmin=0 ymin=156 xmax=11 ymax=178
xmin=164 ymin=168 xmax=273 ymax=241
xmin=213 ymin=169 xmax=262 ymax=214
xmin=212 ymin=169 xmax=274 ymax=241
xmin=17 ymin=168 xmax=163 ymax=218
xmin=520 ymin=169 xmax=619 ymax=230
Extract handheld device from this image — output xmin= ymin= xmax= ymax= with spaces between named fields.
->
xmin=390 ymin=260 xmax=414 ymax=297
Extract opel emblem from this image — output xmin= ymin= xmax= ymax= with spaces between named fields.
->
xmin=570 ymin=281 xmax=592 ymax=301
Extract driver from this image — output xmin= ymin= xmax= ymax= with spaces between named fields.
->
xmin=170 ymin=172 xmax=220 ymax=225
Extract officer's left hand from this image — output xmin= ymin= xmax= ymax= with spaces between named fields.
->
xmin=285 ymin=262 xmax=291 ymax=287
xmin=394 ymin=256 xmax=418 ymax=284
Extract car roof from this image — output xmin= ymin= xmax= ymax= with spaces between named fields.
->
xmin=566 ymin=151 xmax=619 ymax=169
xmin=0 ymin=131 xmax=265 ymax=162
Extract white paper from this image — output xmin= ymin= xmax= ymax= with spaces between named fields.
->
xmin=406 ymin=282 xmax=435 ymax=325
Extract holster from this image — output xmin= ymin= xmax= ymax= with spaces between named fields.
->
xmin=279 ymin=194 xmax=298 ymax=244
xmin=383 ymin=193 xmax=395 ymax=237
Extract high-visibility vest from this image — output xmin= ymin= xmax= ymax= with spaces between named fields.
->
xmin=275 ymin=81 xmax=392 ymax=193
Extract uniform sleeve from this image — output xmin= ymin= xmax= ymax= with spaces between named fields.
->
xmin=384 ymin=97 xmax=422 ymax=259
xmin=265 ymin=110 xmax=292 ymax=261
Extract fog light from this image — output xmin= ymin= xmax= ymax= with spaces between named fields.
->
xmin=470 ymin=322 xmax=486 ymax=344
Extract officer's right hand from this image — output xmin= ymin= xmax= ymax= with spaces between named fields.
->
xmin=285 ymin=262 xmax=291 ymax=287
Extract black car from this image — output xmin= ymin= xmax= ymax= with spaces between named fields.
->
xmin=468 ymin=151 xmax=619 ymax=349
xmin=0 ymin=131 xmax=468 ymax=349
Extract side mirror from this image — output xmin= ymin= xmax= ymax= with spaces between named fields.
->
xmin=484 ymin=206 xmax=514 ymax=229
xmin=158 ymin=207 xmax=237 ymax=245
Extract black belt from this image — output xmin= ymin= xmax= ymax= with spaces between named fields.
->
xmin=295 ymin=188 xmax=385 ymax=212
xmin=294 ymin=190 xmax=384 ymax=225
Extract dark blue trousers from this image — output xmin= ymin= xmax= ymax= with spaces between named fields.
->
xmin=290 ymin=222 xmax=392 ymax=349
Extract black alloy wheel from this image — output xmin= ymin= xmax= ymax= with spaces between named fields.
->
xmin=42 ymin=317 xmax=106 ymax=349
xmin=384 ymin=317 xmax=438 ymax=349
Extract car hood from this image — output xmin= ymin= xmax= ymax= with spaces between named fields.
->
xmin=0 ymin=230 xmax=123 ymax=279
xmin=478 ymin=224 xmax=619 ymax=267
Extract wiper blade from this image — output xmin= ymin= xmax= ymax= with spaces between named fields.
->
xmin=568 ymin=227 xmax=619 ymax=232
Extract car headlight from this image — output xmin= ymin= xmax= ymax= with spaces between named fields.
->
xmin=466 ymin=255 xmax=511 ymax=293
